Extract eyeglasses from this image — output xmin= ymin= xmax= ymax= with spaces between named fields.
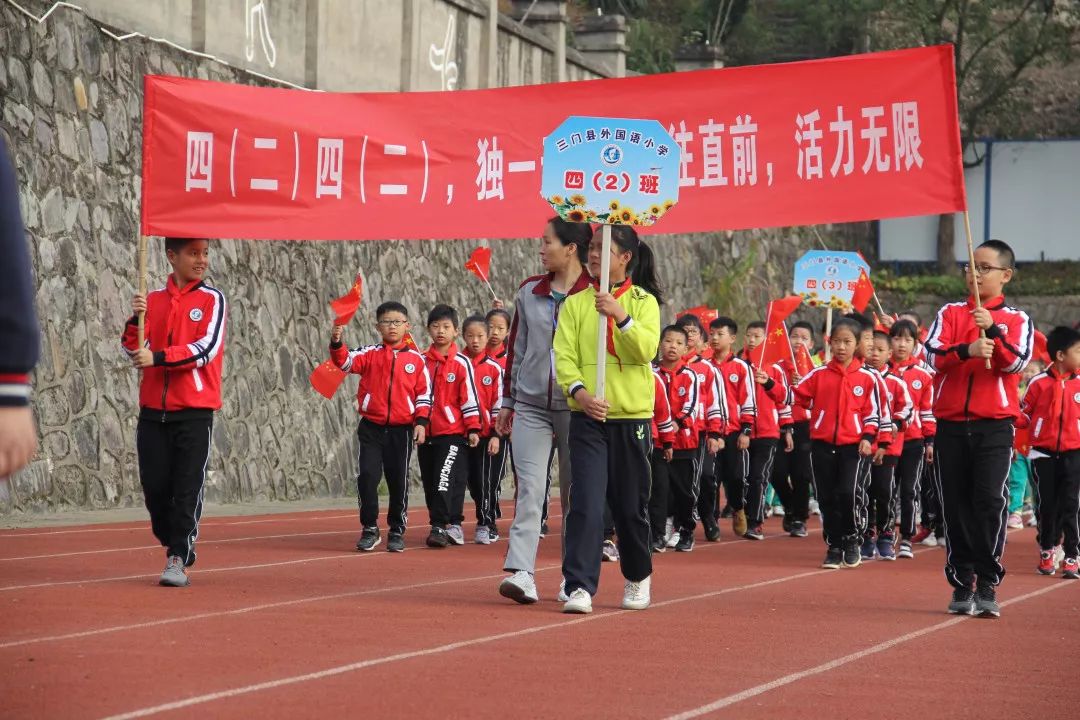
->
xmin=377 ymin=320 xmax=407 ymax=328
xmin=963 ymin=263 xmax=1009 ymax=276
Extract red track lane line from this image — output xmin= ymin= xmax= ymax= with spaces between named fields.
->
xmin=662 ymin=580 xmax=1076 ymax=720
xmin=97 ymin=567 xmax=832 ymax=720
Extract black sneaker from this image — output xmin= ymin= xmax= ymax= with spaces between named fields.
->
xmin=387 ymin=532 xmax=405 ymax=553
xmin=975 ymin=583 xmax=1000 ymax=618
xmin=842 ymin=539 xmax=861 ymax=567
xmin=948 ymin=586 xmax=976 ymax=615
xmin=781 ymin=515 xmax=793 ymax=534
xmin=743 ymin=524 xmax=764 ymax=541
xmin=488 ymin=525 xmax=500 ymax=542
xmin=426 ymin=527 xmax=449 ymax=548
xmin=720 ymin=505 xmax=733 ymax=519
xmin=539 ymin=521 xmax=550 ymax=538
xmin=675 ymin=530 xmax=695 ymax=552
xmin=703 ymin=521 xmax=721 ymax=542
xmin=822 ymin=547 xmax=843 ymax=569
xmin=356 ymin=526 xmax=381 ymax=552
xmin=651 ymin=537 xmax=666 ymax=554
xmin=789 ymin=521 xmax=808 ymax=538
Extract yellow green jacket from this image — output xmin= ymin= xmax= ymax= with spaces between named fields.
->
xmin=553 ymin=282 xmax=660 ymax=420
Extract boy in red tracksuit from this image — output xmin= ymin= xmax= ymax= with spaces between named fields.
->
xmin=420 ymin=304 xmax=482 ymax=548
xmin=926 ymin=239 xmax=1033 ymax=617
xmin=677 ymin=314 xmax=723 ymax=542
xmin=708 ymin=317 xmax=757 ymax=537
xmin=889 ymin=319 xmax=936 ymax=559
xmin=1019 ymin=325 xmax=1080 ymax=580
xmin=330 ymin=301 xmax=431 ymax=554
xmin=771 ymin=321 xmax=817 ymax=538
xmin=649 ymin=370 xmax=677 ymax=553
xmin=121 ymin=237 xmax=226 ymax=588
xmin=861 ymin=330 xmax=912 ymax=561
xmin=792 ymin=318 xmax=884 ymax=570
xmin=741 ymin=321 xmax=794 ymax=540
xmin=458 ymin=315 xmax=505 ymax=545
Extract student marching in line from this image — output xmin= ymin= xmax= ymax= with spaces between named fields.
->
xmin=926 ymin=239 xmax=1033 ymax=617
xmin=771 ymin=321 xmax=818 ymax=537
xmin=418 ymin=304 xmax=482 ymax=548
xmin=1019 ymin=326 xmax=1080 ymax=580
xmin=499 ymin=218 xmax=592 ymax=605
xmin=791 ymin=318 xmax=884 ymax=569
xmin=1007 ymin=360 xmax=1044 ymax=530
xmin=555 ymin=225 xmax=662 ymax=614
xmin=485 ymin=308 xmax=513 ymax=535
xmin=741 ymin=322 xmax=794 ymax=540
xmin=122 ymin=237 xmax=226 ymax=587
xmin=888 ymin=319 xmax=936 ymax=560
xmin=861 ymin=330 xmax=912 ymax=561
xmin=707 ymin=317 xmax=757 ymax=538
xmin=649 ymin=369 xmax=677 ymax=552
xmin=331 ymin=301 xmax=431 ymax=553
xmin=457 ymin=315 xmax=504 ymax=544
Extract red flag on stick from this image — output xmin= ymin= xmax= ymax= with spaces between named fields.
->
xmin=680 ymin=305 xmax=719 ymax=329
xmin=851 ymin=269 xmax=874 ymax=313
xmin=1032 ymin=329 xmax=1050 ymax=365
xmin=750 ymin=296 xmax=803 ymax=368
xmin=309 ymin=359 xmax=347 ymax=399
xmin=403 ymin=332 xmax=420 ymax=352
xmin=794 ymin=342 xmax=815 ymax=376
xmin=465 ymin=246 xmax=497 ymax=301
xmin=329 ymin=273 xmax=364 ymax=326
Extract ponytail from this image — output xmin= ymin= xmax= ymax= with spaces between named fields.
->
xmin=609 ymin=225 xmax=664 ymax=305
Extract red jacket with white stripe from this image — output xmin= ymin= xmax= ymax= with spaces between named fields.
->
xmin=423 ymin=346 xmax=482 ymax=438
xmin=709 ymin=352 xmax=756 ymax=435
xmin=778 ymin=357 xmax=810 ymax=423
xmin=792 ymin=358 xmax=884 ymax=446
xmin=926 ymin=296 xmax=1033 ymax=422
xmin=878 ymin=367 xmax=913 ymax=458
xmin=652 ymin=372 xmax=676 ymax=450
xmin=468 ymin=350 xmax=504 ymax=437
xmin=685 ymin=353 xmax=725 ymax=436
xmin=656 ymin=361 xmax=701 ymax=451
xmin=330 ymin=340 xmax=431 ymax=427
xmin=892 ymin=358 xmax=936 ymax=443
xmin=740 ymin=352 xmax=792 ymax=440
xmin=120 ymin=276 xmax=226 ymax=417
xmin=1019 ymin=367 xmax=1080 ymax=453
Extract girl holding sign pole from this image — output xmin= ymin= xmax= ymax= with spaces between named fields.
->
xmin=554 ymin=225 xmax=663 ymax=614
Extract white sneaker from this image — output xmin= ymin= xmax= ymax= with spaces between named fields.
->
xmin=474 ymin=526 xmax=492 ymax=545
xmin=563 ymin=588 xmax=592 ymax=614
xmin=622 ymin=575 xmax=651 ymax=610
xmin=499 ymin=571 xmax=538 ymax=604
xmin=919 ymin=534 xmax=938 ymax=547
xmin=1053 ymin=545 xmax=1065 ymax=569
xmin=664 ymin=518 xmax=679 ymax=548
xmin=809 ymin=499 xmax=821 ymax=516
xmin=557 ymin=579 xmax=570 ymax=602
xmin=447 ymin=524 xmax=465 ymax=545
xmin=773 ymin=505 xmax=785 ymax=517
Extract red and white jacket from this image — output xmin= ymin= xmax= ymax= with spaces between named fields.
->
xmin=709 ymin=351 xmax=757 ymax=435
xmin=685 ymin=351 xmax=726 ymax=438
xmin=892 ymin=358 xmax=936 ymax=443
xmin=878 ymin=366 xmax=914 ymax=458
xmin=468 ymin=350 xmax=504 ymax=437
xmin=656 ymin=361 xmax=701 ymax=452
xmin=121 ymin=276 xmax=226 ymax=417
xmin=330 ymin=340 xmax=431 ymax=427
xmin=1019 ymin=367 xmax=1080 ymax=453
xmin=778 ymin=358 xmax=810 ymax=423
xmin=792 ymin=358 xmax=885 ymax=446
xmin=652 ymin=372 xmax=676 ymax=450
xmin=423 ymin=346 xmax=481 ymax=438
xmin=740 ymin=352 xmax=793 ymax=440
xmin=926 ymin=296 xmax=1033 ymax=422
xmin=489 ymin=343 xmax=508 ymax=373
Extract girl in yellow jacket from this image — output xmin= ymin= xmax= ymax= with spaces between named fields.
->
xmin=554 ymin=225 xmax=662 ymax=613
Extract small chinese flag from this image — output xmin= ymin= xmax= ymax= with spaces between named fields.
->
xmin=465 ymin=246 xmax=492 ymax=283
xmin=403 ymin=332 xmax=420 ymax=352
xmin=851 ymin=269 xmax=874 ymax=313
xmin=309 ymin=359 xmax=347 ymax=400
xmin=680 ymin=305 xmax=719 ymax=329
xmin=794 ymin=342 xmax=815 ymax=376
xmin=330 ymin=273 xmax=364 ymax=326
xmin=873 ymin=312 xmax=890 ymax=333
xmin=750 ymin=323 xmax=792 ymax=369
xmin=1032 ymin=329 xmax=1050 ymax=365
xmin=1014 ymin=425 xmax=1031 ymax=456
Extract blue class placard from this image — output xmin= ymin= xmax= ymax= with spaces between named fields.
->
xmin=541 ymin=117 xmax=680 ymax=227
xmin=793 ymin=250 xmax=872 ymax=309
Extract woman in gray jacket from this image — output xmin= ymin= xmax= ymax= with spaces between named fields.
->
xmin=498 ymin=218 xmax=592 ymax=604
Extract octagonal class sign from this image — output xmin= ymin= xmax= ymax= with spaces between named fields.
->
xmin=541 ymin=116 xmax=680 ymax=227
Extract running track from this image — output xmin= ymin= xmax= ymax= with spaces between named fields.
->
xmin=1 ymin=503 xmax=1077 ymax=719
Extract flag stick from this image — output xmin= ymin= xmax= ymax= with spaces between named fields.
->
xmin=137 ymin=234 xmax=147 ymax=347
xmin=595 ymin=223 xmax=612 ymax=401
xmin=872 ymin=290 xmax=887 ymax=318
xmin=962 ymin=209 xmax=992 ymax=370
xmin=480 ymin=272 xmax=499 ymax=303
xmin=784 ymin=321 xmax=798 ymax=372
xmin=757 ymin=300 xmax=773 ymax=372
xmin=824 ymin=306 xmax=833 ymax=362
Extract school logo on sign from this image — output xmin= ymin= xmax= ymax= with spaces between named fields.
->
xmin=853 ymin=385 xmax=865 ymax=397
xmin=189 ymin=308 xmax=203 ymax=322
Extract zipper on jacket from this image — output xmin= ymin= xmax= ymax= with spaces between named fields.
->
xmin=1057 ymin=377 xmax=1066 ymax=452
xmin=386 ymin=349 xmax=397 ymax=425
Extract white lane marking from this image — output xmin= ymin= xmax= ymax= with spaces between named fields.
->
xmin=99 ymin=569 xmax=830 ymax=720
xmin=663 ymin=581 xmax=1074 ymax=720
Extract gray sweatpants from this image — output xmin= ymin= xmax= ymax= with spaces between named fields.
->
xmin=503 ymin=401 xmax=572 ymax=574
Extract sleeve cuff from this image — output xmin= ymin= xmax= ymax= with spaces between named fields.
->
xmin=330 ymin=340 xmax=343 ymax=350
xmin=152 ymin=351 xmax=166 ymax=366
xmin=662 ymin=442 xmax=673 ymax=450
xmin=763 ymin=378 xmax=776 ymax=391
xmin=415 ymin=418 xmax=430 ymax=428
xmin=984 ymin=323 xmax=1003 ymax=339
xmin=861 ymin=432 xmax=876 ymax=444
xmin=616 ymin=315 xmax=634 ymax=332
xmin=501 ymin=397 xmax=515 ymax=410
xmin=957 ymin=344 xmax=971 ymax=360
xmin=923 ymin=436 xmax=935 ymax=446
xmin=708 ymin=431 xmax=722 ymax=440
xmin=568 ymin=382 xmax=586 ymax=400
xmin=741 ymin=423 xmax=753 ymax=436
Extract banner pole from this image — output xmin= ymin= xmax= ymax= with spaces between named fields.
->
xmin=595 ymin=224 xmax=612 ymax=402
xmin=137 ymin=235 xmax=147 ymax=347
xmin=962 ymin=210 xmax=991 ymax=370
xmin=824 ymin=307 xmax=833 ymax=362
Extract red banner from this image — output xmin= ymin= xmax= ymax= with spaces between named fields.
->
xmin=141 ymin=45 xmax=965 ymax=241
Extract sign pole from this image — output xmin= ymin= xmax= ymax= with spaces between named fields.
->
xmin=595 ymin=223 xmax=612 ymax=401
xmin=824 ymin=307 xmax=833 ymax=362
xmin=137 ymin=234 xmax=147 ymax=347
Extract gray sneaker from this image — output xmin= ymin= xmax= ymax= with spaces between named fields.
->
xmin=602 ymin=539 xmax=620 ymax=562
xmin=474 ymin=526 xmax=492 ymax=545
xmin=447 ymin=524 xmax=465 ymax=546
xmin=159 ymin=555 xmax=189 ymax=587
xmin=947 ymin=587 xmax=976 ymax=615
xmin=499 ymin=571 xmax=539 ymax=604
xmin=975 ymin=584 xmax=1000 ymax=618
